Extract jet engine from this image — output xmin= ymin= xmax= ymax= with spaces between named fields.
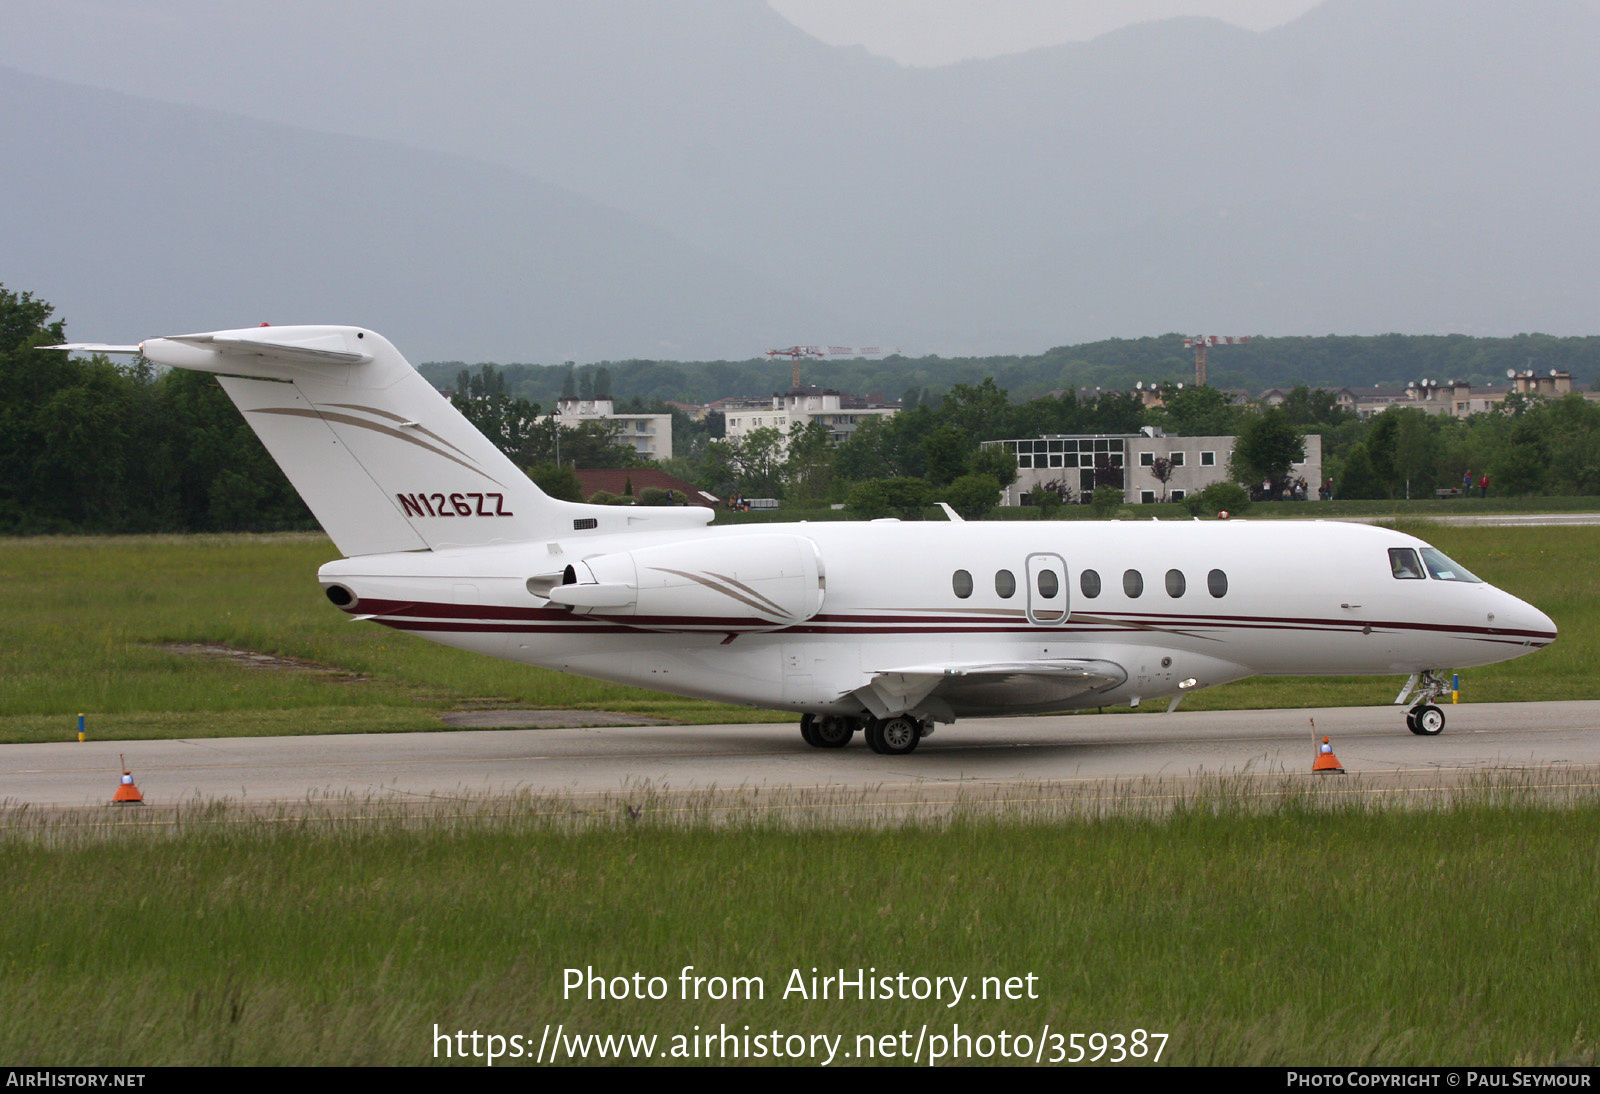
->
xmin=543 ymin=533 xmax=824 ymax=632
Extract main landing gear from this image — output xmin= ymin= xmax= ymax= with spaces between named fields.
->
xmin=799 ymin=713 xmax=854 ymax=749
xmin=798 ymin=714 xmax=932 ymax=755
xmin=1398 ymin=669 xmax=1451 ymax=736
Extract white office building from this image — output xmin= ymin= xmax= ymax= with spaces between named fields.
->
xmin=722 ymin=387 xmax=899 ymax=451
xmin=983 ymin=429 xmax=1322 ymax=505
xmin=553 ymin=396 xmax=673 ymax=460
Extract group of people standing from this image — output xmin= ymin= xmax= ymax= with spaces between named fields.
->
xmin=1260 ymin=476 xmax=1314 ymax=501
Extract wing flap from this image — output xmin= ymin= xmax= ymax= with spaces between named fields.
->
xmin=854 ymin=658 xmax=1128 ymax=720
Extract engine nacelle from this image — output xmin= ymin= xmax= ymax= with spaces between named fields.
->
xmin=545 ymin=533 xmax=825 ymax=632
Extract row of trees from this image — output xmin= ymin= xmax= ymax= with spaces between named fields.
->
xmin=659 ymin=378 xmax=1325 ymax=515
xmin=655 ymin=368 xmax=1600 ymax=512
xmin=1334 ymin=395 xmax=1600 ymax=500
xmin=7 ymin=280 xmax=1600 ymax=536
xmin=0 ymin=286 xmax=313 ymax=534
xmin=679 ymin=379 xmax=1148 ymax=518
xmin=423 ymin=331 xmax=1600 ymax=410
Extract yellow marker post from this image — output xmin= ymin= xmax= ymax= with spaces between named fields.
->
xmin=77 ymin=713 xmax=85 ymax=742
xmin=1451 ymin=673 xmax=1460 ymax=704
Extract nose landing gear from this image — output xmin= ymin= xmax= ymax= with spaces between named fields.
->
xmin=1406 ymin=704 xmax=1445 ymax=736
xmin=1397 ymin=670 xmax=1451 ymax=735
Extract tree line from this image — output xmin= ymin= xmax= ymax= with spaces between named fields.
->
xmin=6 ymin=283 xmax=1599 ymax=535
xmin=423 ymin=331 xmax=1600 ymax=410
xmin=0 ymin=287 xmax=313 ymax=534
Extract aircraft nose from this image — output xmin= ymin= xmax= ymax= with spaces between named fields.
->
xmin=1504 ymin=593 xmax=1557 ymax=646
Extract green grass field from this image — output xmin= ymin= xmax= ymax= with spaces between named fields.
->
xmin=0 ymin=522 xmax=1591 ymax=743
xmin=0 ymin=534 xmax=793 ymax=743
xmin=1 ymin=780 xmax=1595 ymax=1066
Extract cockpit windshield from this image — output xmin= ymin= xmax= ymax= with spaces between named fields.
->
xmin=1419 ymin=547 xmax=1484 ymax=583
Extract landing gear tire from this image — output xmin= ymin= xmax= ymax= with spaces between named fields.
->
xmin=868 ymin=715 xmax=922 ymax=756
xmin=1411 ymin=704 xmax=1445 ymax=736
xmin=813 ymin=716 xmax=854 ymax=748
xmin=1400 ymin=670 xmax=1452 ymax=736
xmin=799 ymin=713 xmax=819 ymax=747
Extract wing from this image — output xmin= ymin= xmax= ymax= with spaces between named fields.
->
xmin=854 ymin=658 xmax=1128 ymax=722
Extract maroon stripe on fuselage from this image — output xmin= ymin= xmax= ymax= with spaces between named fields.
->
xmin=376 ymin=619 xmax=641 ymax=635
xmin=343 ymin=598 xmax=1554 ymax=643
xmin=1099 ymin=608 xmax=1554 ymax=641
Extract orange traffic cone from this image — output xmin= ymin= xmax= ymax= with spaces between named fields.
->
xmin=1312 ymin=735 xmax=1345 ymax=775
xmin=111 ymin=754 xmax=144 ymax=804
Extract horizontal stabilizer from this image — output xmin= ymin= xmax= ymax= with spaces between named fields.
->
xmin=166 ymin=331 xmax=373 ymax=365
xmin=46 ymin=327 xmax=373 ymax=371
xmin=41 ymin=343 xmax=142 ymax=355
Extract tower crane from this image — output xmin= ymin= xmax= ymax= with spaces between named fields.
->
xmin=765 ymin=345 xmax=890 ymax=389
xmin=1181 ymin=335 xmax=1250 ymax=387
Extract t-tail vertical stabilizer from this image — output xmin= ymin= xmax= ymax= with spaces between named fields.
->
xmin=49 ymin=326 xmax=710 ymax=556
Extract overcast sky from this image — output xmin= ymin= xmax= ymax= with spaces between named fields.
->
xmin=768 ymin=0 xmax=1324 ymax=65
xmin=8 ymin=0 xmax=1600 ymax=358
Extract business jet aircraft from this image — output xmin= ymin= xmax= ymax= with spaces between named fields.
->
xmin=53 ymin=326 xmax=1557 ymax=754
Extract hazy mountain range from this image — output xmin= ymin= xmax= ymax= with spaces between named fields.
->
xmin=3 ymin=0 xmax=1597 ymax=363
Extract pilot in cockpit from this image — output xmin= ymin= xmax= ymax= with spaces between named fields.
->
xmin=1390 ymin=548 xmax=1423 ymax=580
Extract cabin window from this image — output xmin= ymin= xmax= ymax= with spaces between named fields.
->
xmin=952 ymin=570 xmax=974 ymax=599
xmin=1208 ymin=569 xmax=1228 ymax=597
xmin=995 ymin=569 xmax=1017 ymax=598
xmin=1389 ymin=548 xmax=1425 ymax=580
xmin=1420 ymin=547 xmax=1484 ymax=583
xmin=1123 ymin=569 xmax=1144 ymax=597
xmin=1037 ymin=570 xmax=1060 ymax=599
xmin=1080 ymin=569 xmax=1102 ymax=598
xmin=1165 ymin=569 xmax=1186 ymax=597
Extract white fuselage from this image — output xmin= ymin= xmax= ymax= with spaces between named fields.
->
xmin=61 ymin=324 xmax=1553 ymax=731
xmin=318 ymin=518 xmax=1555 ymax=721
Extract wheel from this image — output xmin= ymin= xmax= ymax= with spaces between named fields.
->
xmin=864 ymin=718 xmax=885 ymax=753
xmin=1412 ymin=704 xmax=1445 ymax=736
xmin=799 ymin=713 xmax=819 ymax=747
xmin=875 ymin=715 xmax=922 ymax=755
xmin=1405 ymin=709 xmax=1422 ymax=735
xmin=812 ymin=716 xmax=854 ymax=748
